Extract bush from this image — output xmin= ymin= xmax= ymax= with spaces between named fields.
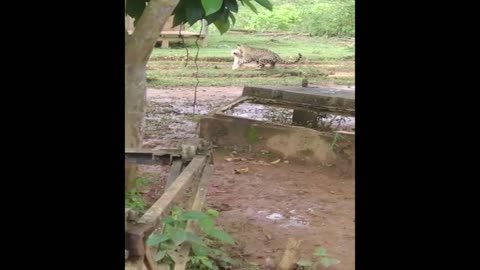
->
xmin=250 ymin=4 xmax=302 ymax=32
xmin=302 ymin=1 xmax=355 ymax=37
xmin=188 ymin=0 xmax=355 ymax=37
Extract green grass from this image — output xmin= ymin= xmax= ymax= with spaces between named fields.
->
xmin=147 ymin=32 xmax=354 ymax=87
xmin=150 ymin=32 xmax=354 ymax=61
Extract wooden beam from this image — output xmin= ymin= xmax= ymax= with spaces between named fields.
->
xmin=138 ymin=155 xmax=208 ymax=225
xmin=125 ymin=148 xmax=181 ymax=165
xmin=166 ymin=160 xmax=183 ymax=188
xmin=215 ymin=96 xmax=251 ymax=113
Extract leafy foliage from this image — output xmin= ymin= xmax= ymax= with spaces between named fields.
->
xmin=125 ymin=0 xmax=273 ymax=34
xmin=147 ymin=207 xmax=239 ymax=269
xmin=231 ymin=0 xmax=355 ymax=37
xmin=125 ymin=177 xmax=152 ymax=211
xmin=125 ymin=0 xmax=151 ymax=26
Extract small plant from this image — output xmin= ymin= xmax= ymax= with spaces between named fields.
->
xmin=330 ymin=132 xmax=344 ymax=151
xmin=297 ymin=247 xmax=340 ymax=269
xmin=147 ymin=207 xmax=240 ymax=270
xmin=125 ymin=177 xmax=152 ymax=211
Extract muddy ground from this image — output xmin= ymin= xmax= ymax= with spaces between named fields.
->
xmin=139 ymin=86 xmax=355 ymax=270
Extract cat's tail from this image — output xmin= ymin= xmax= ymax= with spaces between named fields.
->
xmin=279 ymin=53 xmax=302 ymax=64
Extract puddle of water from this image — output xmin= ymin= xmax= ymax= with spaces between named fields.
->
xmin=266 ymin=213 xmax=284 ymax=220
xmin=280 ymin=216 xmax=309 ymax=228
xmin=223 ymin=101 xmax=355 ymax=132
xmin=252 ymin=209 xmax=310 ymax=228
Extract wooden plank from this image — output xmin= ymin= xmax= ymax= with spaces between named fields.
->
xmin=125 ymin=148 xmax=181 ymax=165
xmin=125 ymin=148 xmax=180 ymax=155
xmin=138 ymin=155 xmax=208 ymax=225
xmin=160 ymin=31 xmax=205 ymax=36
xmin=215 ymin=96 xmax=251 ymax=113
xmin=157 ymin=37 xmax=204 ymax=44
xmin=173 ymin=164 xmax=214 ymax=270
xmin=166 ymin=160 xmax=183 ymax=188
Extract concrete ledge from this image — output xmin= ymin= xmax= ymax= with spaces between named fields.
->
xmin=198 ymin=86 xmax=355 ymax=175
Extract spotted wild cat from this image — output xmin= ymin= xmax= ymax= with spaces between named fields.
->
xmin=231 ymin=44 xmax=302 ymax=70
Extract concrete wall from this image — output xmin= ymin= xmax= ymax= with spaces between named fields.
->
xmin=199 ymin=114 xmax=355 ymax=175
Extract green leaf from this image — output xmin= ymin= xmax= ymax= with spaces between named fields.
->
xmin=126 ymin=0 xmax=149 ymax=20
xmin=164 ymin=224 xmax=175 ymax=234
xmin=171 ymin=228 xmax=188 ymax=246
xmin=297 ymin=258 xmax=313 ymax=266
xmin=206 ymin=208 xmax=219 ymax=217
xmin=225 ymin=0 xmax=239 ymax=13
xmin=192 ymin=242 xmax=209 ymax=256
xmin=320 ymin=257 xmax=340 ymax=267
xmin=154 ymin=250 xmax=167 ymax=262
xmin=201 ymin=0 xmax=223 ymax=16
xmin=229 ymin=12 xmax=236 ymax=26
xmin=205 ymin=227 xmax=235 ymax=244
xmin=214 ymin=19 xmax=230 ymax=34
xmin=185 ymin=232 xmax=207 ymax=246
xmin=313 ymin=247 xmax=328 ymax=257
xmin=179 ymin=211 xmax=210 ymax=220
xmin=204 ymin=9 xmax=222 ymax=25
xmin=254 ymin=0 xmax=273 ymax=11
xmin=159 ymin=242 xmax=175 ymax=251
xmin=212 ymin=8 xmax=231 ymax=35
xmin=161 ymin=216 xmax=175 ymax=225
xmin=173 ymin=10 xmax=187 ymax=27
xmin=242 ymin=0 xmax=258 ymax=13
xmin=185 ymin=0 xmax=205 ymax=25
xmin=199 ymin=256 xmax=214 ymax=269
xmin=147 ymin=234 xmax=171 ymax=246
xmin=199 ymin=217 xmax=215 ymax=232
xmin=171 ymin=207 xmax=183 ymax=219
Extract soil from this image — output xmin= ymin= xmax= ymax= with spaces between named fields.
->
xmin=138 ymin=86 xmax=355 ymax=270
xmin=207 ymin=153 xmax=355 ymax=270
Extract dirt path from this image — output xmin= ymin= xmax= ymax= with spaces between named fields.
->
xmin=140 ymin=86 xmax=355 ymax=269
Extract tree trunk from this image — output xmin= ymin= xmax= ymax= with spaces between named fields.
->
xmin=125 ymin=0 xmax=181 ymax=191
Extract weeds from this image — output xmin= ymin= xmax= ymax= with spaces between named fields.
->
xmin=147 ymin=207 xmax=240 ymax=270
